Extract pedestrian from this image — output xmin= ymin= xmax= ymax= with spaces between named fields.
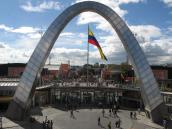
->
xmin=133 ymin=112 xmax=137 ymax=119
xmin=102 ymin=109 xmax=105 ymax=117
xmin=130 ymin=112 xmax=133 ymax=118
xmin=114 ymin=104 xmax=116 ymax=110
xmin=118 ymin=118 xmax=121 ymax=128
xmin=70 ymin=110 xmax=74 ymax=118
xmin=163 ymin=119 xmax=167 ymax=129
xmin=117 ymin=104 xmax=120 ymax=110
xmin=115 ymin=110 xmax=117 ymax=117
xmin=0 ymin=117 xmax=2 ymax=129
xmin=109 ymin=109 xmax=111 ymax=116
xmin=138 ymin=108 xmax=141 ymax=115
xmin=47 ymin=120 xmax=50 ymax=129
xmin=45 ymin=116 xmax=48 ymax=122
xmin=115 ymin=121 xmax=118 ymax=128
xmin=50 ymin=120 xmax=53 ymax=129
xmin=42 ymin=121 xmax=45 ymax=129
xmin=74 ymin=104 xmax=77 ymax=110
xmin=108 ymin=121 xmax=111 ymax=129
xmin=98 ymin=117 xmax=101 ymax=126
xmin=113 ymin=110 xmax=115 ymax=117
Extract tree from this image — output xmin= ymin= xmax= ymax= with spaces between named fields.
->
xmin=100 ymin=64 xmax=105 ymax=68
xmin=120 ymin=62 xmax=132 ymax=75
xmin=94 ymin=62 xmax=99 ymax=68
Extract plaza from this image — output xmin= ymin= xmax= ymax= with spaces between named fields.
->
xmin=1 ymin=107 xmax=165 ymax=129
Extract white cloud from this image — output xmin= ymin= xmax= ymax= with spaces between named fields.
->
xmin=130 ymin=25 xmax=162 ymax=41
xmin=118 ymin=0 xmax=145 ymax=4
xmin=14 ymin=36 xmax=39 ymax=49
xmin=20 ymin=1 xmax=61 ymax=12
xmin=1 ymin=28 xmax=172 ymax=65
xmin=75 ymin=0 xmax=144 ymax=25
xmin=59 ymin=32 xmax=86 ymax=38
xmin=12 ymin=26 xmax=40 ymax=34
xmin=75 ymin=0 xmax=145 ymax=38
xmin=0 ymin=24 xmax=41 ymax=34
xmin=0 ymin=41 xmax=87 ymax=65
xmin=60 ymin=32 xmax=75 ymax=37
xmin=161 ymin=0 xmax=172 ymax=7
xmin=168 ymin=27 xmax=172 ymax=32
xmin=75 ymin=0 xmax=128 ymax=28
xmin=89 ymin=24 xmax=172 ymax=65
xmin=0 ymin=24 xmax=13 ymax=31
xmin=0 ymin=42 xmax=33 ymax=63
xmin=75 ymin=0 xmax=171 ymax=65
xmin=0 ymin=42 xmax=8 ymax=48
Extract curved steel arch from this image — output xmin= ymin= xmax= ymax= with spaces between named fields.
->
xmin=7 ymin=1 xmax=164 ymax=122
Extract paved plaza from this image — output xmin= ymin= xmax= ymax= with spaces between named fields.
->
xmin=1 ymin=107 xmax=166 ymax=129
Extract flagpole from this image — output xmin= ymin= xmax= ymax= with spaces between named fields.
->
xmin=87 ymin=25 xmax=89 ymax=87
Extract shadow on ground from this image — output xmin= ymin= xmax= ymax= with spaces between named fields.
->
xmin=2 ymin=116 xmax=43 ymax=129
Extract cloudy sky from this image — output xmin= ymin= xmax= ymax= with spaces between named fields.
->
xmin=0 ymin=0 xmax=172 ymax=65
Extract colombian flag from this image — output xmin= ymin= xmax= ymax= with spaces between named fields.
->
xmin=88 ymin=26 xmax=107 ymax=61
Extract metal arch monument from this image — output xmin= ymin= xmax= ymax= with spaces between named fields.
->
xmin=6 ymin=1 xmax=164 ymax=122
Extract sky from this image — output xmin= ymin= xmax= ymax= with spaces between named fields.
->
xmin=0 ymin=0 xmax=172 ymax=65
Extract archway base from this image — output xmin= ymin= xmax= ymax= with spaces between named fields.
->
xmin=6 ymin=100 xmax=25 ymax=121
xmin=146 ymin=103 xmax=166 ymax=123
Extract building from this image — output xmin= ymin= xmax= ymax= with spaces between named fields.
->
xmin=1 ymin=63 xmax=172 ymax=113
xmin=58 ymin=64 xmax=70 ymax=79
xmin=0 ymin=78 xmax=18 ymax=110
xmin=151 ymin=65 xmax=172 ymax=92
xmin=0 ymin=63 xmax=59 ymax=82
xmin=0 ymin=63 xmax=26 ymax=77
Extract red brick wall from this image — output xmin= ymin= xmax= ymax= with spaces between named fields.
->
xmin=8 ymin=67 xmax=25 ymax=77
xmin=49 ymin=70 xmax=58 ymax=77
xmin=41 ymin=70 xmax=58 ymax=81
xmin=59 ymin=64 xmax=70 ymax=78
xmin=152 ymin=70 xmax=168 ymax=80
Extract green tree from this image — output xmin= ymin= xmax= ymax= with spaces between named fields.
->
xmin=120 ymin=62 xmax=131 ymax=75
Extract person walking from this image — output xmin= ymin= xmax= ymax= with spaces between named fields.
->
xmin=108 ymin=121 xmax=111 ymax=129
xmin=138 ymin=108 xmax=141 ymax=115
xmin=0 ymin=117 xmax=2 ymax=129
xmin=163 ymin=119 xmax=167 ymax=129
xmin=50 ymin=120 xmax=53 ymax=129
xmin=42 ymin=121 xmax=45 ymax=129
xmin=47 ymin=120 xmax=50 ymax=129
xmin=45 ymin=116 xmax=48 ymax=122
xmin=109 ymin=109 xmax=111 ymax=117
xmin=115 ymin=110 xmax=117 ymax=117
xmin=70 ymin=109 xmax=74 ymax=118
xmin=102 ymin=109 xmax=105 ymax=117
xmin=113 ymin=110 xmax=115 ymax=117
xmin=98 ymin=117 xmax=101 ymax=126
xmin=118 ymin=118 xmax=121 ymax=128
xmin=130 ymin=112 xmax=133 ymax=119
xmin=115 ymin=120 xmax=118 ymax=128
xmin=133 ymin=112 xmax=137 ymax=119
xmin=114 ymin=104 xmax=116 ymax=110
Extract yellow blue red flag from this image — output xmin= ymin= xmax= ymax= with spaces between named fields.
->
xmin=88 ymin=26 xmax=107 ymax=61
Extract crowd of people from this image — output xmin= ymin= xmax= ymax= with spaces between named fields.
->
xmin=42 ymin=116 xmax=53 ymax=129
xmin=97 ymin=105 xmax=122 ymax=129
xmin=67 ymin=105 xmax=169 ymax=129
xmin=130 ymin=111 xmax=137 ymax=119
